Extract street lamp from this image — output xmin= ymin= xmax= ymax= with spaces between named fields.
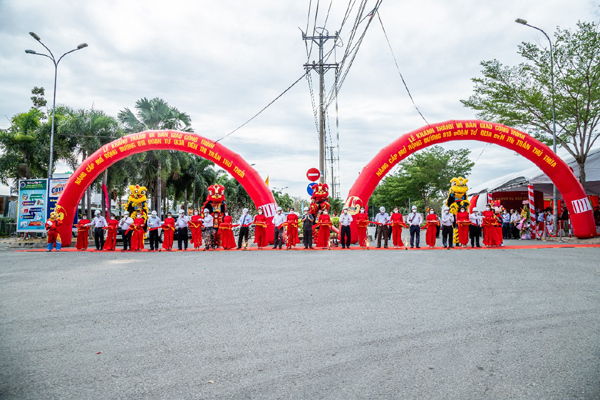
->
xmin=515 ymin=18 xmax=558 ymax=236
xmin=25 ymin=32 xmax=88 ymax=179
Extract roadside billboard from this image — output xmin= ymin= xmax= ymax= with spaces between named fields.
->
xmin=17 ymin=179 xmax=47 ymax=232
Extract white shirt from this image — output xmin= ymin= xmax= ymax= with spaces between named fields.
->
xmin=203 ymin=214 xmax=214 ymax=228
xmin=440 ymin=212 xmax=454 ymax=226
xmin=238 ymin=213 xmax=252 ymax=226
xmin=374 ymin=212 xmax=390 ymax=224
xmin=469 ymin=213 xmax=482 ymax=226
xmin=176 ymin=215 xmax=189 ymax=228
xmin=91 ymin=216 xmax=107 ymax=228
xmin=147 ymin=215 xmax=162 ymax=229
xmin=339 ymin=213 xmax=353 ymax=226
xmin=119 ymin=217 xmax=133 ymax=230
xmin=273 ymin=213 xmax=286 ymax=227
xmin=407 ymin=212 xmax=423 ymax=226
xmin=510 ymin=213 xmax=520 ymax=223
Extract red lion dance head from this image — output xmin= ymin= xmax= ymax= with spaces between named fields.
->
xmin=202 ymin=184 xmax=226 ymax=214
xmin=309 ymin=183 xmax=331 ymax=215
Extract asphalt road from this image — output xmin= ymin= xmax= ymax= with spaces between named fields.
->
xmin=1 ymin=247 xmax=599 ymax=399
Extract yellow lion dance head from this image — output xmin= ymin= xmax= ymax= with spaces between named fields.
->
xmin=449 ymin=177 xmax=469 ymax=198
xmin=128 ymin=185 xmax=147 ymax=201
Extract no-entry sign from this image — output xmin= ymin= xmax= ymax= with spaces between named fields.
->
xmin=307 ymin=168 xmax=320 ymax=182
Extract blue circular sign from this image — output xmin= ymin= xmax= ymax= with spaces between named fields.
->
xmin=307 ymin=183 xmax=315 ymax=196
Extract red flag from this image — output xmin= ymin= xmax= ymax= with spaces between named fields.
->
xmin=102 ymin=183 xmax=109 ymax=217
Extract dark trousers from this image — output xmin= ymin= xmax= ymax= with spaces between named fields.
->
xmin=94 ymin=227 xmax=104 ymax=250
xmin=340 ymin=225 xmax=351 ymax=248
xmin=470 ymin=225 xmax=481 ymax=247
xmin=177 ymin=227 xmax=188 ymax=250
xmin=123 ymin=230 xmax=132 ymax=250
xmin=442 ymin=225 xmax=453 ymax=247
xmin=273 ymin=228 xmax=283 ymax=248
xmin=511 ymin=224 xmax=519 ymax=239
xmin=149 ymin=229 xmax=159 ymax=250
xmin=409 ymin=225 xmax=420 ymax=247
xmin=237 ymin=226 xmax=249 ymax=249
xmin=376 ymin=225 xmax=389 ymax=248
xmin=303 ymin=229 xmax=313 ymax=248
xmin=502 ymin=223 xmax=510 ymax=239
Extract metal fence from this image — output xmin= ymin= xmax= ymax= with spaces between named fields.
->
xmin=0 ymin=218 xmax=17 ymax=237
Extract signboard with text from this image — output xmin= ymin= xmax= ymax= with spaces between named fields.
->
xmin=47 ymin=178 xmax=69 ymax=220
xmin=17 ymin=179 xmax=47 ymax=232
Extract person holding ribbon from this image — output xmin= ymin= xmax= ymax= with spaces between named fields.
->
xmin=407 ymin=206 xmax=423 ymax=249
xmin=390 ymin=207 xmax=406 ymax=248
xmin=189 ymin=209 xmax=203 ymax=251
xmin=75 ymin=214 xmax=92 ymax=251
xmin=456 ymin=205 xmax=470 ymax=247
xmin=469 ymin=207 xmax=482 ymax=248
xmin=425 ymin=208 xmax=439 ymax=248
xmin=374 ymin=207 xmax=390 ymax=248
xmin=301 ymin=207 xmax=315 ymax=249
xmin=237 ymin=208 xmax=252 ymax=250
xmin=161 ymin=212 xmax=175 ymax=251
xmin=102 ymin=213 xmax=119 ymax=251
xmin=119 ymin=211 xmax=133 ymax=251
xmin=356 ymin=206 xmax=370 ymax=249
xmin=272 ymin=207 xmax=286 ymax=250
xmin=202 ymin=209 xmax=215 ymax=251
xmin=130 ymin=212 xmax=146 ymax=251
xmin=316 ymin=209 xmax=332 ymax=249
xmin=218 ymin=210 xmax=236 ymax=250
xmin=285 ymin=207 xmax=300 ymax=249
xmin=147 ymin=210 xmax=162 ymax=251
xmin=253 ymin=208 xmax=268 ymax=249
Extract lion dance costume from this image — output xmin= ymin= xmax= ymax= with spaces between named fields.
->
xmin=445 ymin=177 xmax=470 ymax=245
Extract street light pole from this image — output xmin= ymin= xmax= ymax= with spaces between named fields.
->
xmin=25 ymin=32 xmax=88 ymax=179
xmin=515 ymin=18 xmax=558 ymax=235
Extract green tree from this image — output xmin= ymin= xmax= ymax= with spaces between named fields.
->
xmin=461 ymin=21 xmax=600 ymax=189
xmin=118 ymin=97 xmax=193 ymax=216
xmin=371 ymin=146 xmax=474 ymax=211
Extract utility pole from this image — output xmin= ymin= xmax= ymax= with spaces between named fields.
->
xmin=303 ymin=28 xmax=338 ymax=184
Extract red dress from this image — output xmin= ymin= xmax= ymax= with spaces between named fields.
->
xmin=425 ymin=213 xmax=439 ymax=247
xmin=76 ymin=218 xmax=91 ymax=250
xmin=316 ymin=214 xmax=332 ymax=248
xmin=161 ymin=217 xmax=175 ymax=250
xmin=390 ymin=212 xmax=405 ymax=247
xmin=45 ymin=218 xmax=62 ymax=246
xmin=286 ymin=213 xmax=300 ymax=248
xmin=103 ymin=219 xmax=119 ymax=250
xmin=253 ymin=214 xmax=268 ymax=248
xmin=131 ymin=217 xmax=146 ymax=251
xmin=219 ymin=215 xmax=236 ymax=249
xmin=456 ymin=211 xmax=470 ymax=246
xmin=482 ymin=210 xmax=497 ymax=246
xmin=356 ymin=212 xmax=370 ymax=247
xmin=190 ymin=215 xmax=203 ymax=249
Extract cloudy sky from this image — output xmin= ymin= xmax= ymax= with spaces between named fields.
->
xmin=1 ymin=0 xmax=598 ymax=199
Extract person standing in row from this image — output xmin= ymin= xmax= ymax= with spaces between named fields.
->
xmin=316 ymin=209 xmax=332 ymax=249
xmin=147 ymin=210 xmax=162 ymax=251
xmin=202 ymin=208 xmax=215 ymax=251
xmin=482 ymin=204 xmax=497 ymax=247
xmin=237 ymin=208 xmax=252 ymax=249
xmin=272 ymin=207 xmax=286 ymax=250
xmin=253 ymin=208 xmax=268 ymax=249
xmin=390 ymin=207 xmax=405 ymax=248
xmin=440 ymin=206 xmax=454 ymax=249
xmin=219 ymin=211 xmax=236 ymax=250
xmin=375 ymin=207 xmax=390 ymax=248
xmin=425 ymin=208 xmax=439 ymax=248
xmin=119 ymin=212 xmax=133 ymax=251
xmin=130 ymin=212 xmax=146 ymax=251
xmin=356 ymin=207 xmax=370 ymax=249
xmin=456 ymin=205 xmax=470 ymax=247
xmin=501 ymin=209 xmax=511 ymax=239
xmin=301 ymin=207 xmax=314 ymax=249
xmin=161 ymin=212 xmax=175 ymax=251
xmin=103 ymin=213 xmax=119 ymax=251
xmin=285 ymin=207 xmax=299 ymax=249
xmin=75 ymin=214 xmax=92 ymax=251
xmin=91 ymin=210 xmax=107 ymax=250
xmin=176 ymin=210 xmax=189 ymax=251
xmin=407 ymin=205 xmax=423 ymax=249
xmin=190 ymin=209 xmax=203 ymax=251
xmin=469 ymin=207 xmax=482 ymax=248
xmin=510 ymin=209 xmax=521 ymax=239
xmin=339 ymin=207 xmax=353 ymax=249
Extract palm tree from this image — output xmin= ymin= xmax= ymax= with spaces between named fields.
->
xmin=118 ymin=97 xmax=193 ymax=217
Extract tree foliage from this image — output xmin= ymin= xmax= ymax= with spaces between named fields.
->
xmin=370 ymin=146 xmax=474 ymax=212
xmin=461 ymin=21 xmax=600 ymax=188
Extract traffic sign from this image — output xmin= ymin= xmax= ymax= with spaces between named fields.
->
xmin=307 ymin=168 xmax=320 ymax=182
xmin=307 ymin=183 xmax=315 ymax=196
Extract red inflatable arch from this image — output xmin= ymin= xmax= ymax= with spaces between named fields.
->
xmin=345 ymin=120 xmax=597 ymax=239
xmin=55 ymin=130 xmax=277 ymax=246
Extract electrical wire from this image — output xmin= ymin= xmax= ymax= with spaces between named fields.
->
xmin=215 ymin=72 xmax=308 ymax=143
xmin=376 ymin=10 xmax=430 ymax=126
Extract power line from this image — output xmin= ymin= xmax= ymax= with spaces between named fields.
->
xmin=376 ymin=10 xmax=430 ymax=126
xmin=215 ymin=72 xmax=308 ymax=143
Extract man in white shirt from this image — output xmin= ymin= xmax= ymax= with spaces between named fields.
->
xmin=510 ymin=209 xmax=520 ymax=239
xmin=202 ymin=208 xmax=215 ymax=251
xmin=407 ymin=205 xmax=423 ymax=248
xmin=374 ymin=207 xmax=390 ymax=248
xmin=272 ymin=207 xmax=286 ymax=250
xmin=147 ymin=210 xmax=162 ymax=251
xmin=237 ymin=208 xmax=253 ymax=249
xmin=440 ymin=206 xmax=454 ymax=249
xmin=339 ymin=207 xmax=353 ymax=249
xmin=469 ymin=207 xmax=482 ymax=248
xmin=176 ymin=210 xmax=189 ymax=251
xmin=501 ymin=210 xmax=511 ymax=239
xmin=118 ymin=211 xmax=134 ymax=251
xmin=91 ymin=210 xmax=107 ymax=250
